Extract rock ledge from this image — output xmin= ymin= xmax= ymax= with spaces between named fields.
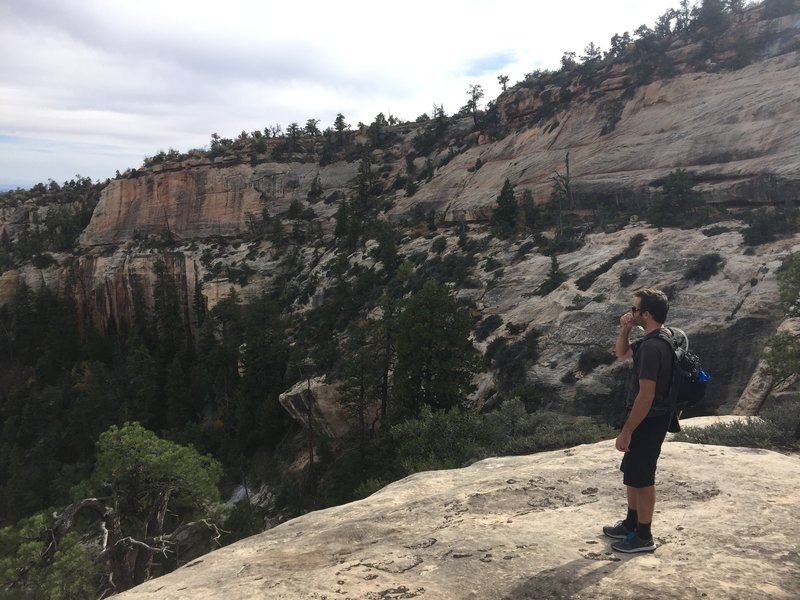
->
xmin=119 ymin=418 xmax=799 ymax=600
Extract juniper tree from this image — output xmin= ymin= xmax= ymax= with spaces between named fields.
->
xmin=491 ymin=179 xmax=518 ymax=238
xmin=391 ymin=281 xmax=478 ymax=420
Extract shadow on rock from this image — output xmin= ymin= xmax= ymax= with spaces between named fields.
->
xmin=502 ymin=558 xmax=624 ymax=600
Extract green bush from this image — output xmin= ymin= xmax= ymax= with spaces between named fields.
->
xmin=431 ymin=236 xmax=447 ymax=254
xmin=673 ymin=400 xmax=800 ymax=450
xmin=742 ymin=209 xmax=795 ymax=245
xmin=578 ymin=346 xmax=615 ymax=372
xmin=566 ymin=294 xmax=592 ymax=311
xmin=488 ymin=330 xmax=541 ymax=392
xmin=702 ymin=225 xmax=731 ymax=237
xmin=673 ymin=418 xmax=782 ymax=448
xmin=577 ymin=234 xmax=645 ymax=291
xmin=516 ymin=241 xmax=536 ymax=257
xmin=484 ymin=257 xmax=502 ymax=271
xmin=619 ymin=270 xmax=638 ymax=287
xmin=505 ymin=322 xmax=525 ymax=335
xmin=390 ymin=406 xmax=490 ymax=474
xmin=221 ymin=500 xmax=265 ymax=545
xmin=646 ymin=170 xmax=704 ymax=228
xmin=483 ymin=402 xmax=614 ymax=455
xmin=684 ymin=253 xmax=725 ymax=282
xmin=537 ymin=256 xmax=568 ymax=295
xmin=474 ymin=314 xmax=504 ymax=342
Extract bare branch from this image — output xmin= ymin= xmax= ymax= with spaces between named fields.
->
xmin=116 ymin=536 xmax=171 ymax=558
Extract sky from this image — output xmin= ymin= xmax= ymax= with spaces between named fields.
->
xmin=0 ymin=0 xmax=680 ymax=190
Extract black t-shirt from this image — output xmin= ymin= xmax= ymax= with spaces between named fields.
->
xmin=626 ymin=329 xmax=674 ymax=414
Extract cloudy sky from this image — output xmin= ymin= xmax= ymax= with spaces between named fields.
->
xmin=0 ymin=0 xmax=679 ymax=189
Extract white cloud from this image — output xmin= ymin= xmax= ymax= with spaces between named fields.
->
xmin=0 ymin=0 xmax=679 ymax=186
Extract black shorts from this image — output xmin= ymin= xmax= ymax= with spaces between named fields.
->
xmin=620 ymin=414 xmax=671 ymax=488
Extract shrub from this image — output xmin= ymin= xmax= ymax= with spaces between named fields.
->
xmin=484 ymin=257 xmax=502 ymax=271
xmin=221 ymin=501 xmax=266 ymax=545
xmin=467 ymin=158 xmax=484 ymax=173
xmin=489 ymin=329 xmax=541 ymax=392
xmin=483 ymin=402 xmax=615 ymax=456
xmin=645 ymin=170 xmax=704 ymax=228
xmin=475 ymin=314 xmax=503 ymax=342
xmin=702 ymin=225 xmax=730 ymax=237
xmin=566 ymin=294 xmax=592 ymax=311
xmin=673 ymin=419 xmax=775 ymax=447
xmin=684 ymin=253 xmax=724 ymax=282
xmin=674 ymin=396 xmax=800 ymax=452
xmin=390 ymin=407 xmax=490 ymax=474
xmin=505 ymin=322 xmax=525 ymax=335
xmin=537 ymin=256 xmax=568 ymax=295
xmin=619 ymin=270 xmax=638 ymax=287
xmin=578 ymin=346 xmax=616 ymax=373
xmin=516 ymin=241 xmax=537 ymax=257
xmin=742 ymin=209 xmax=795 ymax=245
xmin=431 ymin=236 xmax=447 ymax=254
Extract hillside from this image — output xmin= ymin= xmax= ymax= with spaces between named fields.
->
xmin=0 ymin=2 xmax=799 ymax=597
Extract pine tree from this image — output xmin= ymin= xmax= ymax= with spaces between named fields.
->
xmin=490 ymin=179 xmax=518 ymax=238
xmin=392 ymin=281 xmax=478 ymax=420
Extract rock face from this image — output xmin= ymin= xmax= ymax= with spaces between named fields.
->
xmin=48 ymin=8 xmax=799 ymax=420
xmin=116 ymin=417 xmax=800 ymax=600
xmin=279 ymin=376 xmax=352 ymax=440
xmin=79 ymin=161 xmax=357 ymax=246
xmin=428 ymin=49 xmax=800 ymax=223
xmin=77 ymin=9 xmax=800 ymax=245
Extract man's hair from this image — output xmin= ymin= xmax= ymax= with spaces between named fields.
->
xmin=635 ymin=288 xmax=669 ymax=324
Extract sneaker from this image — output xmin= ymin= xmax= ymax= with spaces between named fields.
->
xmin=602 ymin=520 xmax=634 ymax=540
xmin=611 ymin=532 xmax=657 ymax=553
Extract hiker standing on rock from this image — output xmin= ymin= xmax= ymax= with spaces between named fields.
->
xmin=604 ymin=288 xmax=673 ymax=553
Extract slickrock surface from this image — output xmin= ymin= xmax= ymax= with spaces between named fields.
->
xmin=119 ymin=417 xmax=799 ymax=600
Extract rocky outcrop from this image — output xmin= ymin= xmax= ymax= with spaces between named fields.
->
xmin=79 ymin=161 xmax=358 ymax=246
xmin=76 ymin=9 xmax=800 ymax=244
xmin=279 ymin=376 xmax=353 ymax=440
xmin=734 ymin=317 xmax=800 ymax=415
xmin=116 ymin=417 xmax=800 ymax=600
xmin=462 ymin=221 xmax=792 ymax=417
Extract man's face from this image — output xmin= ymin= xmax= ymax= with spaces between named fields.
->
xmin=631 ymin=298 xmax=645 ymax=326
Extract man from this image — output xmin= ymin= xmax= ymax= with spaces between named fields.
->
xmin=603 ymin=288 xmax=673 ymax=553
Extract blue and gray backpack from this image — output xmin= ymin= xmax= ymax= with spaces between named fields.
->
xmin=654 ymin=327 xmax=711 ymax=415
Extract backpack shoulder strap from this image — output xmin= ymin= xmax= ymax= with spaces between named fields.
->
xmin=667 ymin=326 xmax=689 ymax=351
xmin=652 ymin=328 xmax=677 ymax=353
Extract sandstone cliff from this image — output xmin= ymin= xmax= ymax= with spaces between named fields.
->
xmin=116 ymin=417 xmax=800 ymax=600
xmin=77 ymin=7 xmax=800 ymax=246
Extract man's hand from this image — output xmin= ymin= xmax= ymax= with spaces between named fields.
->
xmin=615 ymin=312 xmax=635 ymax=359
xmin=619 ymin=312 xmax=635 ymax=331
xmin=615 ymin=429 xmax=632 ymax=452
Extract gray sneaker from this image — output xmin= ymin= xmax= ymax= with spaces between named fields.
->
xmin=611 ymin=532 xmax=657 ymax=553
xmin=602 ymin=520 xmax=633 ymax=540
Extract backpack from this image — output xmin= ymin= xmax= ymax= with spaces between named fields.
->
xmin=654 ymin=327 xmax=711 ymax=414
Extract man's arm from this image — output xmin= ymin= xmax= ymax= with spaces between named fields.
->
xmin=615 ymin=379 xmax=656 ymax=452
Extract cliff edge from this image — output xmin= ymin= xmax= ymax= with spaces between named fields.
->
xmin=118 ymin=418 xmax=799 ymax=600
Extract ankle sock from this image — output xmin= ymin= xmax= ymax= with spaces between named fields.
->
xmin=637 ymin=522 xmax=652 ymax=540
xmin=623 ymin=508 xmax=637 ymax=531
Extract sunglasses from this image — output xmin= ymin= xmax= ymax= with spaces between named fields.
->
xmin=630 ymin=307 xmax=640 ymax=314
